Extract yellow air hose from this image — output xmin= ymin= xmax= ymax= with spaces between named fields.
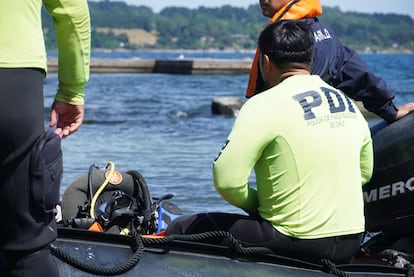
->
xmin=89 ymin=161 xmax=115 ymax=219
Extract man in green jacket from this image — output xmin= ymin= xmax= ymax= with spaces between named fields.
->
xmin=0 ymin=1 xmax=90 ymax=275
xmin=167 ymin=20 xmax=373 ymax=264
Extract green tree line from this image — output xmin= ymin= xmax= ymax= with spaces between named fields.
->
xmin=42 ymin=1 xmax=414 ymax=52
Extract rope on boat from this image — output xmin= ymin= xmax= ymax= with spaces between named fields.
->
xmin=320 ymin=259 xmax=350 ymax=277
xmin=50 ymin=230 xmax=273 ymax=276
xmin=50 ymin=233 xmax=144 ymax=276
xmin=142 ymin=230 xmax=274 ymax=255
xmin=142 ymin=231 xmax=354 ymax=277
xmin=405 ymin=263 xmax=414 ymax=277
xmin=51 ymin=229 xmax=413 ymax=277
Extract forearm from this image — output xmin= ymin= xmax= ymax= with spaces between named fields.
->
xmin=213 ymin=138 xmax=259 ymax=214
xmin=44 ymin=0 xmax=91 ymax=105
xmin=336 ymin=47 xmax=397 ymax=122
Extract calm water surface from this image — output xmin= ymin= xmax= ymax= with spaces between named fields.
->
xmin=43 ymin=53 xmax=414 ymax=214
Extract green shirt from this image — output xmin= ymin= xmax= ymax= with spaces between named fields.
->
xmin=213 ymin=75 xmax=373 ymax=239
xmin=0 ymin=0 xmax=90 ymax=105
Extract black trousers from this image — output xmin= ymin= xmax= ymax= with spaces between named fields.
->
xmin=0 ymin=68 xmax=59 ymax=276
xmin=167 ymin=212 xmax=363 ymax=264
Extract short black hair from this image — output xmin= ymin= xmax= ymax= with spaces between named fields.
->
xmin=258 ymin=20 xmax=314 ymax=70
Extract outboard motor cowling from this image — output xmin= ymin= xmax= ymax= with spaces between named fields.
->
xmin=364 ymin=113 xmax=414 ymax=237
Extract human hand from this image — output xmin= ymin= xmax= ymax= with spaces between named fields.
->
xmin=395 ymin=102 xmax=414 ymax=121
xmin=50 ymin=101 xmax=85 ymax=139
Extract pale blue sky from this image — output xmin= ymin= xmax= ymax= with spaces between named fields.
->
xmin=115 ymin=0 xmax=414 ymax=18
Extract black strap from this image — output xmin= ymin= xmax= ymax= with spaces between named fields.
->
xmin=87 ymin=163 xmax=99 ymax=202
xmin=127 ymin=170 xmax=155 ymax=233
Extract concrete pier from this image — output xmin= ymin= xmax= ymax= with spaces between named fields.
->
xmin=47 ymin=58 xmax=252 ymax=75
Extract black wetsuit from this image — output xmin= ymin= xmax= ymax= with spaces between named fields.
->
xmin=0 ymin=68 xmax=61 ymax=276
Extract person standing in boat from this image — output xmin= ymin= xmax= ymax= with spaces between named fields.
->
xmin=246 ymin=0 xmax=414 ymax=124
xmin=167 ymin=20 xmax=373 ymax=264
xmin=0 ymin=1 xmax=90 ymax=276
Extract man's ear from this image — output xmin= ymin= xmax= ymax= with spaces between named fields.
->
xmin=262 ymin=53 xmax=272 ymax=73
xmin=260 ymin=53 xmax=274 ymax=82
xmin=262 ymin=54 xmax=274 ymax=73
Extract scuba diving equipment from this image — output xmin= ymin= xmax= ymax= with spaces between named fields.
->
xmin=154 ymin=194 xmax=183 ymax=233
xmin=60 ymin=162 xmax=180 ymax=235
xmin=93 ymin=189 xmax=137 ymax=234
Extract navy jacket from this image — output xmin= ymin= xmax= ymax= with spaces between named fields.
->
xmin=254 ymin=17 xmax=397 ymax=122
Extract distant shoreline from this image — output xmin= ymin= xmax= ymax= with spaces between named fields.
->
xmin=47 ymin=47 xmax=413 ymax=75
xmin=93 ymin=48 xmax=413 ymax=55
xmin=48 ymin=48 xmax=413 ymax=56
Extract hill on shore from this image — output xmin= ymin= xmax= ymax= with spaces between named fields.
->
xmin=42 ymin=1 xmax=414 ymax=53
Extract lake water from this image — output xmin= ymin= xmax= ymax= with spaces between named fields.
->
xmin=43 ymin=52 xmax=414 ymax=214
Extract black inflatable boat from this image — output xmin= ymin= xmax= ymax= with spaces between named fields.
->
xmin=51 ymin=113 xmax=414 ymax=276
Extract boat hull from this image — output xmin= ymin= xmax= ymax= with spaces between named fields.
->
xmin=53 ymin=228 xmax=407 ymax=277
